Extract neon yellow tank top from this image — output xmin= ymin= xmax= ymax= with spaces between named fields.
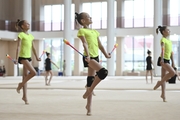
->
xmin=77 ymin=28 xmax=100 ymax=57
xmin=161 ymin=37 xmax=172 ymax=60
xmin=18 ymin=32 xmax=34 ymax=58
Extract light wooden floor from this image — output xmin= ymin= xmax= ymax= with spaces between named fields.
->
xmin=0 ymin=76 xmax=180 ymax=120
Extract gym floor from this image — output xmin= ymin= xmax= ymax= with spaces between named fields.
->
xmin=0 ymin=76 xmax=179 ymax=120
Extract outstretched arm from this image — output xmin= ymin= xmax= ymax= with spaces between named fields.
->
xmin=51 ymin=60 xmax=59 ymax=69
xmin=97 ymin=37 xmax=110 ymax=58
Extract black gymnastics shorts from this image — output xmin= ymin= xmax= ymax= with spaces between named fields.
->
xmin=146 ymin=65 xmax=152 ymax=70
xmin=45 ymin=67 xmax=52 ymax=71
xmin=83 ymin=56 xmax=99 ymax=67
xmin=18 ymin=57 xmax=32 ymax=64
xmin=157 ymin=57 xmax=170 ymax=66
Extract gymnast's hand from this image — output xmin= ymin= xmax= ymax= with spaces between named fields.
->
xmin=85 ymin=56 xmax=91 ymax=63
xmin=105 ymin=53 xmax=111 ymax=59
xmin=14 ymin=59 xmax=18 ymax=64
xmin=36 ymin=58 xmax=41 ymax=61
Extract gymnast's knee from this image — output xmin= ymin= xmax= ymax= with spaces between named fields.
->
xmin=86 ymin=76 xmax=95 ymax=87
xmin=97 ymin=68 xmax=108 ymax=80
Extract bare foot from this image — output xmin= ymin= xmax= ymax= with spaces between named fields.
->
xmin=153 ymin=81 xmax=161 ymax=90
xmin=16 ymin=83 xmax=22 ymax=94
xmin=22 ymin=98 xmax=29 ymax=105
xmin=161 ymin=95 xmax=167 ymax=102
xmin=86 ymin=106 xmax=91 ymax=116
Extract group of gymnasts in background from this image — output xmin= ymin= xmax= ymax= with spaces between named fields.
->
xmin=11 ymin=11 xmax=179 ymax=116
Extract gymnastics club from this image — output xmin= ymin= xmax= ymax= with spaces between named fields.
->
xmin=6 ymin=54 xmax=15 ymax=62
xmin=110 ymin=43 xmax=118 ymax=55
xmin=39 ymin=50 xmax=46 ymax=58
xmin=63 ymin=39 xmax=86 ymax=57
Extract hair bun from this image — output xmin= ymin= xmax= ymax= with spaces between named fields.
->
xmin=75 ymin=12 xmax=79 ymax=16
xmin=75 ymin=12 xmax=79 ymax=19
xmin=17 ymin=19 xmax=21 ymax=22
xmin=147 ymin=49 xmax=151 ymax=54
xmin=158 ymin=26 xmax=161 ymax=29
xmin=46 ymin=52 xmax=50 ymax=56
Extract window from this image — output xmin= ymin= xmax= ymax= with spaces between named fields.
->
xmin=44 ymin=4 xmax=74 ymax=31
xmin=169 ymin=0 xmax=179 ymax=26
xmin=134 ymin=0 xmax=145 ymax=27
xmin=124 ymin=0 xmax=154 ymax=28
xmin=52 ymin=5 xmax=61 ymax=30
xmin=169 ymin=35 xmax=180 ymax=69
xmin=44 ymin=5 xmax=52 ymax=31
xmin=99 ymin=37 xmax=107 ymax=68
xmin=51 ymin=39 xmax=61 ymax=70
xmin=92 ymin=2 xmax=101 ymax=29
xmin=124 ymin=1 xmax=133 ymax=27
xmin=43 ymin=39 xmax=64 ymax=71
xmin=124 ymin=36 xmax=154 ymax=71
xmin=101 ymin=2 xmax=107 ymax=28
xmin=98 ymin=36 xmax=117 ymax=70
xmin=144 ymin=0 xmax=154 ymax=27
xmin=124 ymin=37 xmax=133 ymax=70
xmin=82 ymin=3 xmax=92 ymax=15
xmin=82 ymin=1 xmax=117 ymax=29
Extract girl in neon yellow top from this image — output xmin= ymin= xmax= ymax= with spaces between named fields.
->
xmin=154 ymin=25 xmax=176 ymax=102
xmin=75 ymin=12 xmax=111 ymax=116
xmin=14 ymin=19 xmax=41 ymax=104
xmin=77 ymin=28 xmax=99 ymax=57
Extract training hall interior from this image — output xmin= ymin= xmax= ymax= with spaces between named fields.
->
xmin=0 ymin=0 xmax=180 ymax=77
xmin=1 ymin=0 xmax=180 ymax=120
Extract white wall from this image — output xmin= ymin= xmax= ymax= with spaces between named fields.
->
xmin=1 ymin=26 xmax=180 ymax=41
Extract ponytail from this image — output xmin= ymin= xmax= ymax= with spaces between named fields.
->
xmin=75 ymin=12 xmax=84 ymax=26
xmin=156 ymin=25 xmax=167 ymax=35
xmin=75 ymin=12 xmax=79 ymax=20
xmin=156 ymin=26 xmax=161 ymax=34
xmin=15 ymin=19 xmax=24 ymax=31
xmin=15 ymin=19 xmax=21 ymax=31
